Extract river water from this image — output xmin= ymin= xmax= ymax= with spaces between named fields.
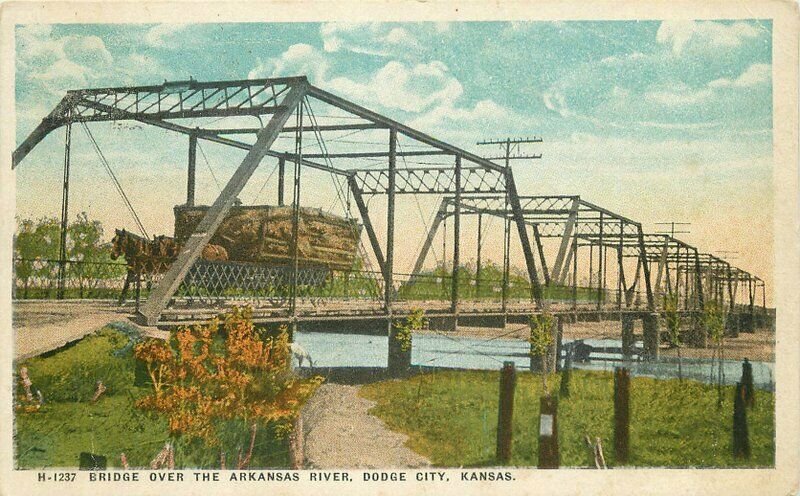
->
xmin=294 ymin=331 xmax=775 ymax=391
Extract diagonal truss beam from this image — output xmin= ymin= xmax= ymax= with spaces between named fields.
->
xmin=138 ymin=81 xmax=308 ymax=324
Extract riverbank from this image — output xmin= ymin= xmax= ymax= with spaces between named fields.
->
xmin=417 ymin=319 xmax=774 ymax=362
xmin=360 ymin=369 xmax=775 ymax=468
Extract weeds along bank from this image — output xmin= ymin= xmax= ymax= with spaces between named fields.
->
xmin=13 ymin=309 xmax=774 ymax=469
xmin=14 ymin=308 xmax=323 ymax=469
xmin=359 ymin=369 xmax=774 ymax=468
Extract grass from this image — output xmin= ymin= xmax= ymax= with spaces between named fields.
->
xmin=14 ymin=326 xmax=290 ymax=469
xmin=360 ymin=369 xmax=774 ymax=468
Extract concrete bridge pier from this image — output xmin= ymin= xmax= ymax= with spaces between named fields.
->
xmin=530 ymin=315 xmax=559 ymax=374
xmin=388 ymin=318 xmax=412 ymax=373
xmin=621 ymin=314 xmax=635 ymax=360
xmin=642 ymin=313 xmax=660 ymax=361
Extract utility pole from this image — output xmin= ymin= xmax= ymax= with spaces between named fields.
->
xmin=477 ymin=137 xmax=543 ymax=310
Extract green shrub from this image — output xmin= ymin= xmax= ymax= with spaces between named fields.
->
xmin=19 ymin=327 xmax=139 ymax=403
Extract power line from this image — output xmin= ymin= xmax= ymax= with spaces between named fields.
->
xmin=80 ymin=122 xmax=149 ymax=239
xmin=476 ymin=136 xmax=543 ymax=163
xmin=655 ymin=221 xmax=691 ymax=238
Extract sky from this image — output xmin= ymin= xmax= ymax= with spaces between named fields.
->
xmin=12 ymin=21 xmax=774 ymax=300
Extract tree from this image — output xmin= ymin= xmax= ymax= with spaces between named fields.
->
xmin=530 ymin=312 xmax=555 ymax=394
xmin=66 ymin=212 xmax=125 ymax=297
xmin=134 ymin=306 xmax=323 ymax=468
xmin=14 ymin=213 xmax=124 ymax=298
xmin=13 ymin=216 xmax=61 ymax=297
xmin=703 ymin=300 xmax=727 ymax=407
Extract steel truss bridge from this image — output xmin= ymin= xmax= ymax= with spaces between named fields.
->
xmin=13 ymin=76 xmax=769 ymax=337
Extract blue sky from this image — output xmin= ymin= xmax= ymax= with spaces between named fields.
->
xmin=13 ymin=21 xmax=774 ymax=292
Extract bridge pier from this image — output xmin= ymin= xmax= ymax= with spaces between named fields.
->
xmin=621 ymin=314 xmax=635 ymax=360
xmin=388 ymin=319 xmax=412 ymax=373
xmin=427 ymin=315 xmax=459 ymax=332
xmin=642 ymin=313 xmax=660 ymax=361
xmin=530 ymin=316 xmax=559 ymax=374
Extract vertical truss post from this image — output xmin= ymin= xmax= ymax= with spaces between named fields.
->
xmin=654 ymin=240 xmax=668 ymax=296
xmin=290 ymin=104 xmax=304 ymax=319
xmin=187 ymin=132 xmax=197 ymax=206
xmin=532 ymin=224 xmax=550 ymax=286
xmin=138 ymin=82 xmax=308 ymax=324
xmin=683 ymin=248 xmax=690 ymax=310
xmin=551 ymin=198 xmax=579 ymax=284
xmin=348 ymin=177 xmax=387 ymax=277
xmin=505 ymin=170 xmax=543 ymax=306
xmin=410 ymin=200 xmax=446 ymax=283
xmin=727 ymin=264 xmax=736 ymax=313
xmin=451 ymin=155 xmax=462 ymax=314
xmin=694 ymin=248 xmax=704 ymax=312
xmin=572 ymin=230 xmax=578 ymax=313
xmin=57 ymin=119 xmax=73 ymax=300
xmin=637 ymin=225 xmax=655 ymax=312
xmin=476 ymin=213 xmax=483 ymax=298
xmin=617 ymin=221 xmax=625 ymax=311
xmin=597 ymin=213 xmax=604 ymax=310
xmin=502 ymin=201 xmax=510 ymax=312
xmin=557 ymin=237 xmax=576 ymax=286
xmin=277 ymin=157 xmax=286 ymax=206
xmin=385 ymin=128 xmax=397 ymax=313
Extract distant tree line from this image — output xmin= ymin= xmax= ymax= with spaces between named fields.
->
xmin=14 ymin=213 xmax=125 ymax=298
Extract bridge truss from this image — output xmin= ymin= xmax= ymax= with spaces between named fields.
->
xmin=13 ymin=76 xmax=766 ymax=327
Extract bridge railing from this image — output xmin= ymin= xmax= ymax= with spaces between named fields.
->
xmin=13 ymin=258 xmax=128 ymax=300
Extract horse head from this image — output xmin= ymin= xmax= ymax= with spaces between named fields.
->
xmin=110 ymin=229 xmax=126 ymax=260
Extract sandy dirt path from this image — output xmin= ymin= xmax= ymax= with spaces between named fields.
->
xmin=301 ymin=383 xmax=430 ymax=469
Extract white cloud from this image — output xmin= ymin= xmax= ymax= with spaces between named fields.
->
xmin=17 ymin=27 xmax=116 ymax=94
xmin=249 ymin=43 xmax=331 ymax=83
xmin=328 ymin=60 xmax=462 ymax=112
xmin=409 ymin=99 xmax=514 ymax=132
xmin=645 ymin=86 xmax=713 ymax=107
xmin=320 ymin=22 xmax=421 ymax=57
xmin=144 ymin=24 xmax=189 ymax=48
xmin=709 ymin=63 xmax=771 ymax=88
xmin=656 ymin=21 xmax=762 ymax=56
xmin=542 ymin=88 xmax=573 ymax=117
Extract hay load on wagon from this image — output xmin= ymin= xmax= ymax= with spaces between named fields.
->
xmin=173 ymin=204 xmax=362 ymax=271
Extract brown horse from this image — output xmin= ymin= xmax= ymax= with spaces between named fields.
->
xmin=111 ymin=229 xmax=228 ymax=304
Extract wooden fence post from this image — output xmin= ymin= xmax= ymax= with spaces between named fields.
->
xmin=621 ymin=315 xmax=635 ymax=360
xmin=741 ymin=359 xmax=755 ymax=408
xmin=496 ymin=361 xmax=516 ymax=464
xmin=614 ymin=367 xmax=630 ymax=464
xmin=289 ymin=415 xmax=305 ymax=469
xmin=733 ymin=382 xmax=750 ymax=459
xmin=559 ymin=347 xmax=572 ymax=398
xmin=538 ymin=395 xmax=559 ymax=468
